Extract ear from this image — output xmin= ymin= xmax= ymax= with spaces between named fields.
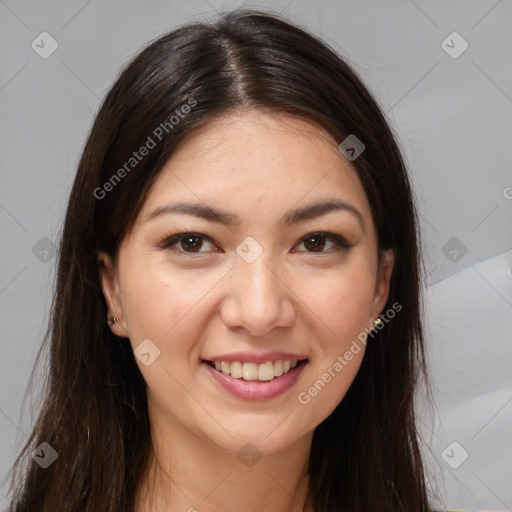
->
xmin=370 ymin=248 xmax=395 ymax=323
xmin=97 ymin=251 xmax=129 ymax=338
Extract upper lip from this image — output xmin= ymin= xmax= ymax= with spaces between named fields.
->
xmin=202 ymin=352 xmax=308 ymax=364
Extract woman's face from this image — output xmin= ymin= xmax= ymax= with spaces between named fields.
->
xmin=99 ymin=110 xmax=394 ymax=455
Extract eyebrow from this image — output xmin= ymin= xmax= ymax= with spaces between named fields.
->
xmin=146 ymin=199 xmax=365 ymax=231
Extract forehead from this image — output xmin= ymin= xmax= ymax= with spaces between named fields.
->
xmin=138 ymin=110 xmax=372 ymax=227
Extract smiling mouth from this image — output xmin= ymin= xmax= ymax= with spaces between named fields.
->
xmin=205 ymin=359 xmax=308 ymax=381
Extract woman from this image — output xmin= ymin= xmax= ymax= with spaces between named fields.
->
xmin=6 ymin=9 xmax=433 ymax=511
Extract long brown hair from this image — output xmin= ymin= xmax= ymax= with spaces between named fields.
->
xmin=5 ymin=9 xmax=432 ymax=511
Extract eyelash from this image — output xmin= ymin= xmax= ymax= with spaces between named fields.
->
xmin=157 ymin=231 xmax=353 ymax=255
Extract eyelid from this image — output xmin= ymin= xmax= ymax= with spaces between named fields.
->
xmin=293 ymin=232 xmax=353 ymax=253
xmin=157 ymin=232 xmax=219 ymax=252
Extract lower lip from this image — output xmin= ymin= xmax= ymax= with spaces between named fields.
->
xmin=202 ymin=361 xmax=308 ymax=401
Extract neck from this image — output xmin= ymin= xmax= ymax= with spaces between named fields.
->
xmin=135 ymin=412 xmax=314 ymax=512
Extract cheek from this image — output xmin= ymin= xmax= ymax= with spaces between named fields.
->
xmin=298 ymin=264 xmax=376 ymax=346
xmin=294 ymin=270 xmax=373 ymax=421
xmin=297 ymin=348 xmax=364 ymax=428
xmin=119 ymin=253 xmax=225 ymax=352
xmin=120 ymin=264 xmax=176 ymax=340
xmin=118 ymin=256 xmax=218 ymax=406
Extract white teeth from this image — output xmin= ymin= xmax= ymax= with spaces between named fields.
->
xmin=273 ymin=360 xmax=283 ymax=377
xmin=230 ymin=361 xmax=243 ymax=379
xmin=242 ymin=362 xmax=258 ymax=380
xmin=211 ymin=359 xmax=303 ymax=381
xmin=258 ymin=362 xmax=274 ymax=381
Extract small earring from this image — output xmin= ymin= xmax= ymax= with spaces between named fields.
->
xmin=374 ymin=318 xmax=382 ymax=327
xmin=107 ymin=316 xmax=118 ymax=326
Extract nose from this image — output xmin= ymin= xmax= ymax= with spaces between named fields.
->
xmin=220 ymin=250 xmax=296 ymax=337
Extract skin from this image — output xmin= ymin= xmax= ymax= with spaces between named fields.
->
xmin=98 ymin=110 xmax=394 ymax=512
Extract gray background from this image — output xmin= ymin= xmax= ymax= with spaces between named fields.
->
xmin=1 ymin=0 xmax=511 ymax=510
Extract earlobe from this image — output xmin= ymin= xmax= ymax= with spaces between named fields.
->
xmin=97 ymin=251 xmax=129 ymax=337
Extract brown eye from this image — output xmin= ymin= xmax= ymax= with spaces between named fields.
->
xmin=180 ymin=235 xmax=204 ymax=252
xmin=303 ymin=234 xmax=327 ymax=252
xmin=159 ymin=233 xmax=218 ymax=254
xmin=295 ymin=232 xmax=352 ymax=253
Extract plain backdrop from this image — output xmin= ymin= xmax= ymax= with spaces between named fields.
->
xmin=1 ymin=1 xmax=511 ymax=510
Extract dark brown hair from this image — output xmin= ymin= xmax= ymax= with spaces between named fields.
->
xmin=5 ymin=9 xmax=432 ymax=511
